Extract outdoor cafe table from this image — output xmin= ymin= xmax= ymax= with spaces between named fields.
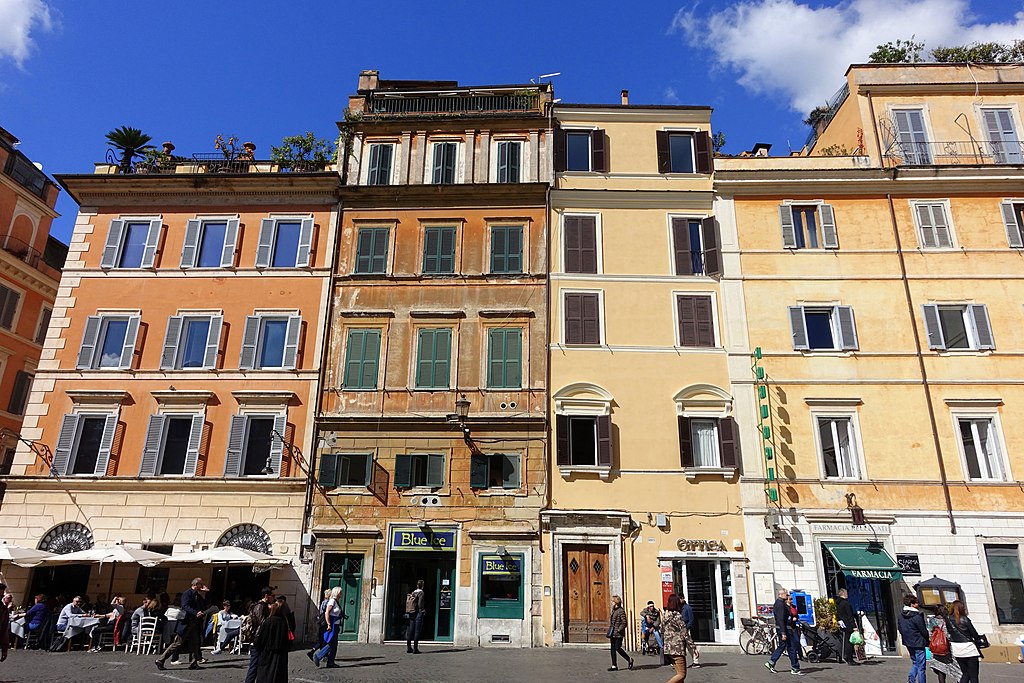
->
xmin=64 ymin=615 xmax=101 ymax=640
xmin=10 ymin=615 xmax=25 ymax=639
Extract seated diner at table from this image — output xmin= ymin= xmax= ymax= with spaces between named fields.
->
xmin=22 ymin=594 xmax=49 ymax=648
xmin=87 ymin=595 xmax=125 ymax=652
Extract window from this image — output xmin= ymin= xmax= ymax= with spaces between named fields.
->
xmin=52 ymin=413 xmax=117 ymax=477
xmin=100 ymin=219 xmax=161 ymax=269
xmin=76 ymin=315 xmax=140 ymax=370
xmin=0 ymin=284 xmax=20 ymax=331
xmin=355 ymin=228 xmax=389 ymax=274
xmin=470 ymin=453 xmax=521 ymax=489
xmin=6 ymin=370 xmax=32 ymax=415
xmin=555 ymin=414 xmax=612 ymax=467
xmin=893 ymin=109 xmax=931 ymax=164
xmin=563 ymin=215 xmax=598 ymax=273
xmin=999 ymin=201 xmax=1024 ymax=248
xmin=983 ymin=109 xmax=1022 ymax=164
xmin=816 ymin=416 xmax=861 ymax=479
xmin=140 ymin=414 xmax=204 ymax=476
xmin=678 ymin=416 xmax=740 ymax=469
xmin=671 ymin=217 xmax=721 ymax=276
xmin=34 ymin=306 xmax=51 ymax=344
xmin=393 ymin=453 xmax=445 ymax=488
xmin=255 ymin=217 xmax=314 ymax=269
xmin=415 ymin=328 xmax=451 ymax=389
xmin=922 ymin=304 xmax=993 ymax=351
xmin=957 ymin=417 xmax=1005 ymax=481
xmin=566 ymin=131 xmax=592 ymax=171
xmin=487 ymin=328 xmax=522 ymax=389
xmin=319 ymin=453 xmax=372 ymax=487
xmin=343 ymin=329 xmax=381 ymax=390
xmin=789 ymin=306 xmax=858 ymax=351
xmin=0 ymin=448 xmax=14 ymax=476
xmin=239 ymin=314 xmax=302 ymax=370
xmin=779 ymin=204 xmax=839 ymax=250
xmin=657 ymin=130 xmax=713 ymax=174
xmin=563 ymin=292 xmax=601 ymax=345
xmin=431 ymin=142 xmax=458 ymax=184
xmin=366 ymin=143 xmax=394 ymax=185
xmin=913 ymin=203 xmax=953 ymax=249
xmin=422 ymin=226 xmax=456 ymax=274
xmin=490 ymin=225 xmax=523 ymax=274
xmin=676 ymin=295 xmax=715 ymax=347
xmin=558 ymin=129 xmax=606 ymax=172
xmin=160 ymin=315 xmax=223 ymax=370
xmin=478 ymin=553 xmax=524 ymax=619
xmin=984 ymin=545 xmax=1024 ymax=624
xmin=180 ymin=219 xmax=239 ymax=269
xmin=225 ymin=414 xmax=286 ymax=477
xmin=496 ymin=140 xmax=522 ymax=183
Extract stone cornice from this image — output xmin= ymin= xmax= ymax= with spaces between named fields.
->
xmin=0 ymin=476 xmax=307 ymax=493
xmin=340 ymin=182 xmax=548 ymax=210
xmin=550 ymin=188 xmax=714 ymax=210
xmin=715 ymin=165 xmax=1024 ymax=196
xmin=0 ymin=251 xmax=60 ymax=294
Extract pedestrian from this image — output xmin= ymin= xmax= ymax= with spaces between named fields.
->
xmin=680 ymin=594 xmax=701 ymax=667
xmin=897 ymin=594 xmax=929 ymax=683
xmin=640 ymin=600 xmax=664 ymax=654
xmin=243 ymin=587 xmax=276 ymax=683
xmin=607 ymin=594 xmax=634 ymax=671
xmin=307 ymin=589 xmax=331 ymax=662
xmin=835 ymin=589 xmax=859 ymax=665
xmin=662 ymin=594 xmax=690 ymax=683
xmin=155 ymin=577 xmax=209 ymax=671
xmin=275 ymin=595 xmax=296 ymax=634
xmin=405 ymin=579 xmax=426 ymax=654
xmin=255 ymin=601 xmax=290 ymax=683
xmin=765 ymin=589 xmax=804 ymax=675
xmin=0 ymin=591 xmax=9 ymax=662
xmin=946 ymin=600 xmax=981 ymax=683
xmin=311 ymin=586 xmax=344 ymax=668
xmin=927 ymin=605 xmax=962 ymax=683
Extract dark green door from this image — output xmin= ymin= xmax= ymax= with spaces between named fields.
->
xmin=323 ymin=554 xmax=363 ymax=641
xmin=435 ymin=563 xmax=455 ymax=642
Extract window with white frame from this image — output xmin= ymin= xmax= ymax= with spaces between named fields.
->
xmin=470 ymin=452 xmax=520 ymax=489
xmin=555 ymin=414 xmax=612 ymax=467
xmin=922 ymin=304 xmax=994 ymax=351
xmin=999 ymin=200 xmax=1024 ymax=248
xmin=912 ymin=202 xmax=954 ymax=249
xmin=160 ymin=314 xmax=223 ymax=370
xmin=140 ymin=413 xmax=204 ymax=476
xmin=816 ymin=415 xmax=862 ymax=479
xmin=366 ymin=142 xmax=395 ymax=186
xmin=53 ymin=413 xmax=118 ymax=476
xmin=76 ymin=314 xmax=141 ymax=370
xmin=984 ymin=544 xmax=1024 ymax=624
xmin=957 ymin=416 xmax=1006 ymax=481
xmin=255 ymin=217 xmax=314 ymax=269
xmin=225 ymin=413 xmax=286 ymax=477
xmin=495 ymin=140 xmax=522 ymax=183
xmin=789 ymin=305 xmax=858 ymax=351
xmin=100 ymin=218 xmax=162 ymax=269
xmin=982 ymin=108 xmax=1023 ymax=164
xmin=180 ymin=218 xmax=240 ymax=269
xmin=779 ymin=204 xmax=839 ymax=249
xmin=677 ymin=415 xmax=740 ymax=470
xmin=429 ymin=141 xmax=459 ymax=184
xmin=239 ymin=314 xmax=302 ymax=370
xmin=893 ymin=109 xmax=931 ymax=165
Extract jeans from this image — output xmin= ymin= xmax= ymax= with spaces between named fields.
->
xmin=770 ymin=630 xmax=800 ymax=671
xmin=610 ymin=636 xmax=632 ymax=667
xmin=314 ymin=623 xmax=339 ymax=666
xmin=641 ymin=621 xmax=664 ymax=650
xmin=955 ymin=656 xmax=979 ymax=683
xmin=244 ymin=646 xmax=260 ymax=683
xmin=907 ymin=647 xmax=926 ymax=683
xmin=406 ymin=612 xmax=424 ymax=651
xmin=215 ymin=626 xmax=238 ymax=652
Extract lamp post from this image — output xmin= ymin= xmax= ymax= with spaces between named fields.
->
xmin=0 ymin=428 xmax=55 ymax=476
xmin=263 ymin=428 xmax=302 ymax=476
xmin=447 ymin=394 xmax=478 ymax=453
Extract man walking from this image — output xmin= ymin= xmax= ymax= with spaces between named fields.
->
xmin=244 ymin=587 xmax=275 ymax=683
xmin=155 ymin=578 xmax=208 ymax=671
xmin=897 ymin=595 xmax=929 ymax=683
xmin=765 ymin=589 xmax=804 ymax=676
xmin=405 ymin=579 xmax=426 ymax=654
xmin=835 ymin=589 xmax=859 ymax=665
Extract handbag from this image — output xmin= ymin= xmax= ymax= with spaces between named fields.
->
xmin=606 ymin=624 xmax=615 ymax=639
xmin=950 ymin=640 xmax=980 ymax=659
xmin=929 ymin=625 xmax=949 ymax=656
xmin=974 ymin=633 xmax=990 ymax=649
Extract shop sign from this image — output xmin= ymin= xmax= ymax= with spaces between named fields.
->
xmin=389 ymin=527 xmax=457 ymax=551
xmin=896 ymin=554 xmax=921 ymax=576
xmin=660 ymin=561 xmax=674 ymax=607
xmin=676 ymin=539 xmax=727 ymax=552
xmin=848 ymin=569 xmax=899 ymax=580
xmin=482 ymin=554 xmax=521 ymax=576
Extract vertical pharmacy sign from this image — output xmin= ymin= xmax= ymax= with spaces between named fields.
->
xmin=752 ymin=347 xmax=780 ymax=506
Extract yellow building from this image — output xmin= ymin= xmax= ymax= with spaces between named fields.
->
xmin=544 ymin=96 xmax=750 ymax=647
xmin=721 ymin=63 xmax=1024 ymax=658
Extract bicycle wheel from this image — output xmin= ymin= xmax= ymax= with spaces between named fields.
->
xmin=739 ymin=629 xmax=754 ymax=654
xmin=743 ymin=630 xmax=766 ymax=655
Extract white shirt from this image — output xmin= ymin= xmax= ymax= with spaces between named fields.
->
xmin=327 ymin=598 xmax=342 ymax=620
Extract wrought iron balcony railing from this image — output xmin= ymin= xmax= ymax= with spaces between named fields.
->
xmin=122 ymin=156 xmax=329 ymax=175
xmin=883 ymin=139 xmax=1024 ymax=166
xmin=365 ymin=92 xmax=540 ymax=117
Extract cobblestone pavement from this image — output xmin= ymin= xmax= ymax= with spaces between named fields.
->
xmin=0 ymin=643 xmax=1020 ymax=683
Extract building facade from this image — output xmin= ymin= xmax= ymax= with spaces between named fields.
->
xmin=310 ymin=71 xmax=552 ymax=647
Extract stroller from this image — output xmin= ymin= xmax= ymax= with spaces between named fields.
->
xmin=797 ymin=621 xmax=841 ymax=663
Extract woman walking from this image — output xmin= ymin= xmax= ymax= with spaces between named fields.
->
xmin=927 ymin=606 xmax=962 ymax=683
xmin=946 ymin=600 xmax=981 ymax=683
xmin=254 ymin=602 xmax=290 ymax=683
xmin=312 ymin=586 xmax=343 ymax=668
xmin=662 ymin=594 xmax=691 ymax=683
xmin=608 ymin=595 xmax=634 ymax=671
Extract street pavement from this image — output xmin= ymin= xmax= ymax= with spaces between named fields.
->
xmin=0 ymin=642 xmax=1020 ymax=682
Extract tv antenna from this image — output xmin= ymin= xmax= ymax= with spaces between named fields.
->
xmin=531 ymin=72 xmax=561 ymax=84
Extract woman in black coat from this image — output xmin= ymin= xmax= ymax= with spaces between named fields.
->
xmin=255 ymin=602 xmax=290 ymax=683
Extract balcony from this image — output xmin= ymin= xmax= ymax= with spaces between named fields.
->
xmin=95 ymin=154 xmax=332 ymax=176
xmin=364 ymin=91 xmax=541 ymax=117
xmin=1 ymin=235 xmax=64 ymax=274
xmin=3 ymin=152 xmax=49 ymax=199
xmin=883 ymin=139 xmax=1024 ymax=166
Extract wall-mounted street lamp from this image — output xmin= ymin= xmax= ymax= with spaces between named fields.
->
xmin=446 ymin=394 xmax=479 ymax=453
xmin=846 ymin=492 xmax=866 ymax=526
xmin=0 ymin=428 xmax=55 ymax=476
xmin=263 ymin=428 xmax=300 ymax=476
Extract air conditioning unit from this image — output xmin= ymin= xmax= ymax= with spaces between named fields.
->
xmin=418 ymin=495 xmax=442 ymax=507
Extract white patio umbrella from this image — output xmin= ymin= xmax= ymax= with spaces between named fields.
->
xmin=0 ymin=541 xmax=55 ymax=570
xmin=43 ymin=544 xmax=171 ymax=600
xmin=163 ymin=546 xmax=288 ymax=567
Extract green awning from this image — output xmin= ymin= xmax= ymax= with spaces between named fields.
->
xmin=824 ymin=542 xmax=902 ymax=580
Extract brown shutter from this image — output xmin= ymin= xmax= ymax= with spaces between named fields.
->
xmin=556 ymin=414 xmax=570 ymax=465
xmin=701 ymin=217 xmax=720 ymax=276
xmin=564 ymin=293 xmax=583 ymax=344
xmin=596 ymin=414 xmax=612 ymax=467
xmin=672 ymin=218 xmax=692 ymax=275
xmin=564 ymin=216 xmax=582 ymax=273
xmin=678 ymin=416 xmax=694 ymax=467
xmin=694 ymin=296 xmax=715 ymax=347
xmin=591 ymin=129 xmax=607 ymax=173
xmin=677 ymin=296 xmax=697 ymax=346
xmin=719 ymin=417 xmax=741 ymax=470
xmin=581 ymin=293 xmax=601 ymax=344
xmin=656 ymin=130 xmax=671 ymax=174
xmin=695 ymin=131 xmax=713 ymax=174
xmin=580 ymin=216 xmax=598 ymax=273
xmin=553 ymin=126 xmax=567 ymax=172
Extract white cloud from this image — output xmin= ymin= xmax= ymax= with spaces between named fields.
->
xmin=663 ymin=86 xmax=680 ymax=103
xmin=0 ymin=0 xmax=54 ymax=67
xmin=673 ymin=0 xmax=1024 ymax=113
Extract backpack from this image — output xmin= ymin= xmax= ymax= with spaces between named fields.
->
xmin=929 ymin=624 xmax=949 ymax=656
xmin=405 ymin=591 xmax=418 ymax=613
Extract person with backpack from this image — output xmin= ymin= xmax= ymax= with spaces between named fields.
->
xmin=406 ymin=580 xmax=426 ymax=654
xmin=927 ymin=605 xmax=962 ymax=683
xmin=311 ymin=586 xmax=344 ymax=668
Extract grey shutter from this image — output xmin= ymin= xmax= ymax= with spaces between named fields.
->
xmin=672 ymin=218 xmax=692 ymax=275
xmin=183 ymin=413 xmax=204 ymax=476
xmin=969 ymin=304 xmax=995 ymax=350
xmin=819 ymin=204 xmax=839 ymax=249
xmin=701 ymin=216 xmax=720 ymax=275
xmin=497 ymin=141 xmax=509 ymax=182
xmin=836 ymin=306 xmax=859 ymax=351
xmin=553 ymin=126 xmax=566 ymax=172
xmin=141 ymin=219 xmax=162 ymax=268
xmin=139 ymin=414 xmax=165 ymax=476
xmin=503 ymin=454 xmax=520 ymax=489
xmin=922 ymin=304 xmax=945 ymax=349
xmin=224 ymin=415 xmax=247 ymax=477
xmin=93 ymin=413 xmax=118 ymax=477
xmin=101 ymin=219 xmax=125 ymax=268
xmin=180 ymin=219 xmax=201 ymax=268
xmin=52 ymin=414 xmax=80 ymax=476
xmin=779 ymin=205 xmax=797 ymax=248
xmin=432 ymin=144 xmax=444 ymax=184
xmin=268 ymin=414 xmax=287 ymax=478
xmin=76 ymin=316 xmax=102 ymax=369
xmin=789 ymin=306 xmax=809 ymax=350
xmin=656 ymin=131 xmax=671 ymax=173
xmin=255 ymin=219 xmax=276 ymax=268
xmin=590 ymin=129 xmax=607 ymax=172
xmin=931 ymin=205 xmax=952 ymax=248
xmin=160 ymin=316 xmax=184 ymax=370
xmin=118 ymin=315 xmax=140 ymax=369
xmin=916 ymin=204 xmax=937 ymax=248
xmin=695 ymin=131 xmax=714 ymax=174
xmin=239 ymin=316 xmax=260 ymax=370
xmin=393 ymin=454 xmax=412 ymax=488
xmin=1000 ymin=202 xmax=1023 ymax=248
xmin=718 ymin=417 xmax=741 ymax=470
xmin=296 ymin=217 xmax=314 ymax=267
xmin=555 ymin=414 xmax=570 ymax=466
xmin=363 ymin=453 xmax=374 ymax=488
xmin=678 ymin=416 xmax=693 ymax=468
xmin=0 ymin=287 xmax=17 ymax=330
xmin=282 ymin=315 xmax=302 ymax=369
xmin=470 ymin=454 xmax=488 ymax=489
xmin=204 ymin=315 xmax=223 ymax=369
xmin=596 ymin=414 xmax=612 ymax=467
xmin=221 ymin=218 xmax=240 ymax=267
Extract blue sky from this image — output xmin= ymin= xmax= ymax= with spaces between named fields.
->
xmin=0 ymin=0 xmax=1021 ymax=244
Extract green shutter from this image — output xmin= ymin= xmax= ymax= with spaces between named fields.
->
xmin=470 ymin=454 xmax=488 ymax=489
xmin=356 ymin=228 xmax=389 ymax=274
xmin=426 ymin=453 xmax=445 ymax=488
xmin=319 ymin=453 xmax=339 ymax=487
xmin=393 ymin=454 xmax=412 ymax=488
xmin=417 ymin=328 xmax=451 ymax=389
xmin=487 ymin=328 xmax=522 ymax=389
xmin=491 ymin=226 xmax=523 ymax=274
xmin=344 ymin=329 xmax=381 ymax=390
xmin=502 ymin=454 xmax=520 ymax=489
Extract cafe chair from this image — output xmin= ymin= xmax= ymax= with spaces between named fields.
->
xmin=131 ymin=617 xmax=160 ymax=655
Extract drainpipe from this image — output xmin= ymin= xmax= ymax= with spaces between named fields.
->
xmin=539 ymin=106 xmax=555 ymax=553
xmin=885 ymin=193 xmax=956 ymax=534
xmin=866 ymin=90 xmax=885 ymax=164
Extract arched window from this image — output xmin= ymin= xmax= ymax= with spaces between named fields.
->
xmin=38 ymin=522 xmax=94 ymax=554
xmin=217 ymin=524 xmax=273 ymax=555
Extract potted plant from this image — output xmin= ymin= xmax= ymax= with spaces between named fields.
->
xmin=105 ymin=126 xmax=154 ymax=174
xmin=270 ymin=132 xmax=335 ymax=172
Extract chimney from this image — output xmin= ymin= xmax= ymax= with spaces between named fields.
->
xmin=358 ymin=70 xmax=380 ymax=91
xmin=621 ymin=89 xmax=629 ymax=105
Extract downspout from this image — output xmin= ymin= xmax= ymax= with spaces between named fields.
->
xmin=866 ymin=90 xmax=885 ymax=164
xmin=885 ymin=192 xmax=956 ymax=534
xmin=540 ymin=98 xmax=555 ymax=553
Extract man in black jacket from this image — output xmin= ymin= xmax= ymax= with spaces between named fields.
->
xmin=835 ymin=589 xmax=859 ymax=665
xmin=765 ymin=589 xmax=803 ymax=675
xmin=155 ymin=578 xmax=208 ymax=671
xmin=897 ymin=595 xmax=929 ymax=683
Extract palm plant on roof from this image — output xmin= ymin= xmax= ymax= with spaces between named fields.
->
xmin=105 ymin=126 xmax=154 ymax=174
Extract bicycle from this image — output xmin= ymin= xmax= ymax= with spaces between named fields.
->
xmin=740 ymin=616 xmax=779 ymax=655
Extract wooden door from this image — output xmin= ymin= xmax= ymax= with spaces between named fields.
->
xmin=564 ymin=544 xmax=610 ymax=643
xmin=324 ymin=554 xmax=362 ymax=641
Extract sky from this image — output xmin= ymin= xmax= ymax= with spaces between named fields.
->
xmin=1 ymin=0 xmax=1022 ymax=244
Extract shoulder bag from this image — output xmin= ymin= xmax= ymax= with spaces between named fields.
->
xmin=929 ymin=624 xmax=949 ymax=656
